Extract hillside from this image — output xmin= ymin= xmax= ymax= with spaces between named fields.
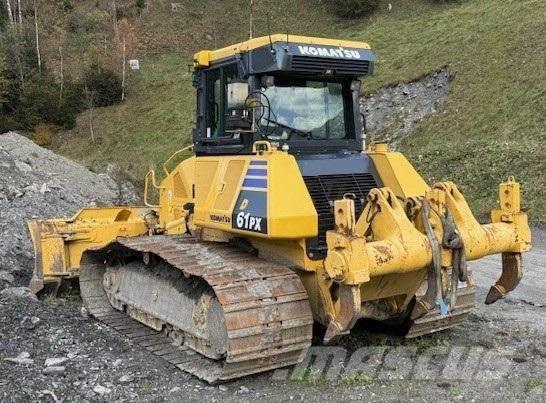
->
xmin=48 ymin=0 xmax=340 ymax=179
xmin=343 ymin=0 xmax=546 ymax=220
xmin=37 ymin=0 xmax=546 ymax=220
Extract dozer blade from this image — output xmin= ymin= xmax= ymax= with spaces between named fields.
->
xmin=79 ymin=235 xmax=313 ymax=383
xmin=27 ymin=207 xmax=152 ymax=295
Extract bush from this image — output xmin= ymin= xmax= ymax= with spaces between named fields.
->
xmin=31 ymin=123 xmax=60 ymax=146
xmin=15 ymin=76 xmax=83 ymax=129
xmin=61 ymin=0 xmax=74 ymax=11
xmin=83 ymin=66 xmax=122 ymax=107
xmin=0 ymin=115 xmax=19 ymax=133
xmin=16 ymin=76 xmax=56 ymax=128
xmin=329 ymin=0 xmax=381 ymax=19
xmin=0 ymin=3 xmax=10 ymax=30
xmin=67 ymin=10 xmax=106 ymax=34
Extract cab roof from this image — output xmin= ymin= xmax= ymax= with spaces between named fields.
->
xmin=193 ymin=34 xmax=371 ymax=68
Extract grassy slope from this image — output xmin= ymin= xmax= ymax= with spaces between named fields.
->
xmin=53 ymin=0 xmax=338 ymax=179
xmin=54 ymin=54 xmax=194 ymax=179
xmin=344 ymin=0 xmax=546 ymax=220
xmin=54 ymin=0 xmax=545 ymax=220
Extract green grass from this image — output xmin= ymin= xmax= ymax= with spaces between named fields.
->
xmin=294 ymin=366 xmax=328 ymax=386
xmin=53 ymin=0 xmax=545 ymax=220
xmin=138 ymin=378 xmax=152 ymax=394
xmin=528 ymin=377 xmax=544 ymax=389
xmin=343 ymin=0 xmax=545 ymax=220
xmin=339 ymin=371 xmax=374 ymax=386
xmin=52 ymin=54 xmax=195 ymax=180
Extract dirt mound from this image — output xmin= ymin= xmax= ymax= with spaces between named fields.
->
xmin=0 ymin=132 xmax=138 ymax=291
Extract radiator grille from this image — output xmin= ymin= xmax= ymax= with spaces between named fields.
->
xmin=303 ymin=173 xmax=378 ymax=256
xmin=291 ymin=56 xmax=371 ymax=75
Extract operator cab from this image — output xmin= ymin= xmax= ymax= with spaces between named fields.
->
xmin=192 ymin=35 xmax=374 ymax=155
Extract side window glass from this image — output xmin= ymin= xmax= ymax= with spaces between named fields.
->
xmin=325 ymin=82 xmax=346 ymax=139
xmin=205 ymin=64 xmax=249 ymax=138
xmin=225 ymin=66 xmax=250 ymax=134
xmin=206 ymin=69 xmax=221 ymax=137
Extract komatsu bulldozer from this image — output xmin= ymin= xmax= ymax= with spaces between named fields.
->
xmin=28 ymin=35 xmax=532 ymax=382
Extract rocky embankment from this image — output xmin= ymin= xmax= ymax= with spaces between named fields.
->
xmin=0 ymin=132 xmax=138 ymax=291
xmin=361 ymin=67 xmax=451 ymax=148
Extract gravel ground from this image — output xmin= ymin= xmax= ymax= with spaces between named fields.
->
xmin=0 ymin=229 xmax=543 ymax=402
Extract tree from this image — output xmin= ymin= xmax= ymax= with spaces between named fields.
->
xmin=121 ymin=34 xmax=125 ymax=100
xmin=0 ymin=46 xmax=7 ymax=103
xmin=4 ymin=0 xmax=14 ymax=26
xmin=33 ymin=0 xmax=41 ymax=73
xmin=3 ymin=27 xmax=31 ymax=94
xmin=110 ymin=0 xmax=118 ymax=40
xmin=117 ymin=18 xmax=137 ymax=102
xmin=53 ymin=25 xmax=68 ymax=101
xmin=16 ymin=0 xmax=21 ymax=25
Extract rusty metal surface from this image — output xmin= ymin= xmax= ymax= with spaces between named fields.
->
xmin=406 ymin=282 xmax=476 ymax=338
xmin=485 ymin=252 xmax=523 ymax=304
xmin=79 ymin=235 xmax=313 ymax=383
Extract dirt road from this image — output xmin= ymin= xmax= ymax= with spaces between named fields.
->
xmin=0 ymin=229 xmax=544 ymax=402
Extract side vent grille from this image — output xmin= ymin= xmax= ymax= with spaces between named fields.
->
xmin=290 ymin=56 xmax=371 ymax=75
xmin=303 ymin=173 xmax=378 ymax=257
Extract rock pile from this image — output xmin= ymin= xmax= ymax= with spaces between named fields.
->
xmin=0 ymin=132 xmax=139 ymax=291
xmin=361 ymin=67 xmax=451 ymax=148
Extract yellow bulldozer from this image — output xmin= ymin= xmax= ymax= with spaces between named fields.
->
xmin=28 ymin=35 xmax=531 ymax=383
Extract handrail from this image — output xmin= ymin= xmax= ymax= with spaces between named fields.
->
xmin=252 ymin=140 xmax=272 ymax=153
xmin=162 ymin=144 xmax=194 ymax=176
xmin=144 ymin=169 xmax=165 ymax=208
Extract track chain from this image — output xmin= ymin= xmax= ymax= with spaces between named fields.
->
xmin=80 ymin=235 xmax=313 ymax=383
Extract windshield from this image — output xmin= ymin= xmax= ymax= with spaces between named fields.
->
xmin=260 ymin=80 xmax=348 ymax=140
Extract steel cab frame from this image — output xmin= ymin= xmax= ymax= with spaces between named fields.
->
xmin=191 ymin=34 xmax=375 ymax=156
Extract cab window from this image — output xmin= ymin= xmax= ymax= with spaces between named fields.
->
xmin=205 ymin=64 xmax=249 ymax=138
